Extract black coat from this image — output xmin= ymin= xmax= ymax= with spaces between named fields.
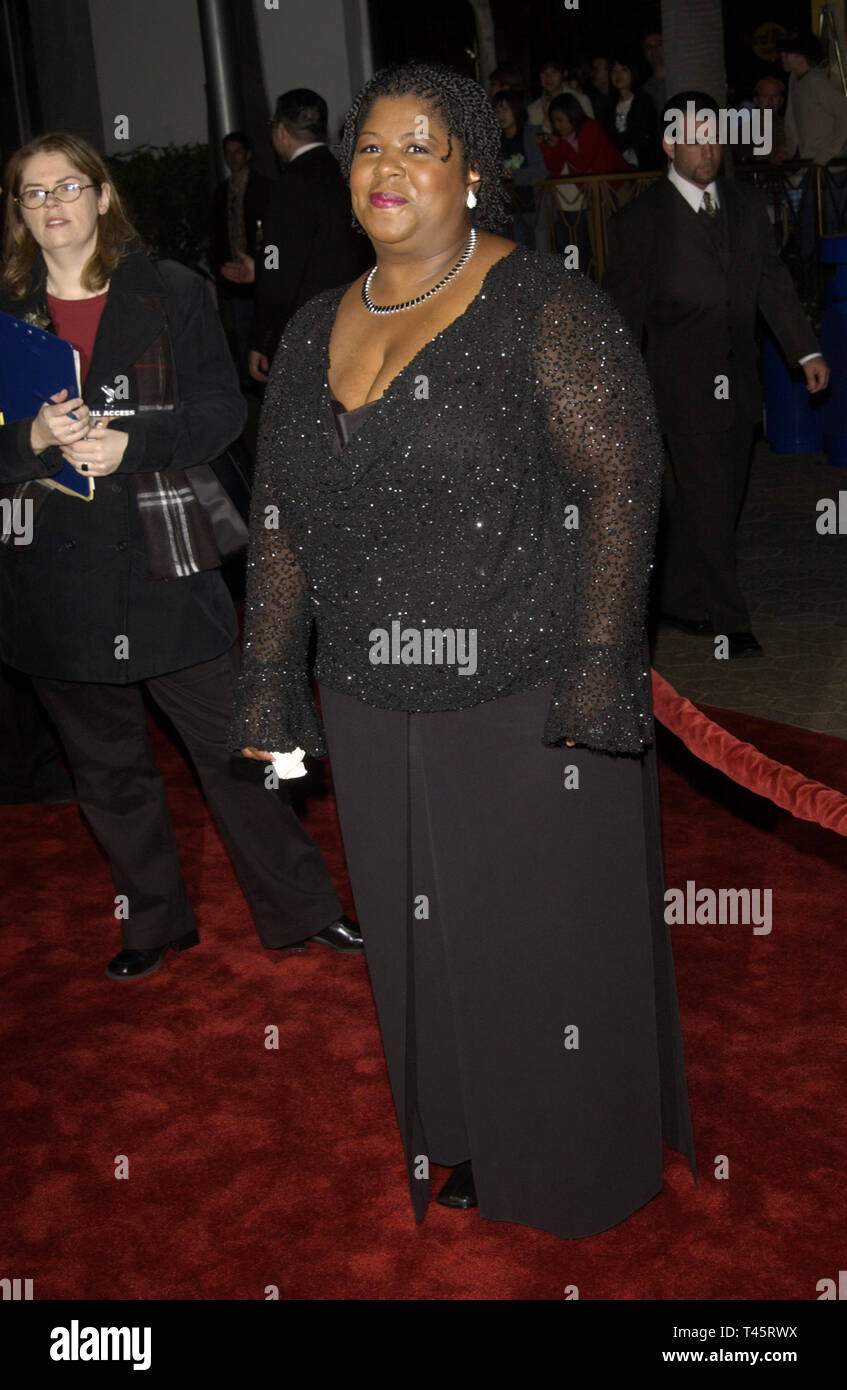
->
xmin=210 ymin=167 xmax=274 ymax=299
xmin=602 ymin=175 xmax=820 ymax=434
xmin=603 ymin=89 xmax=663 ymax=170
xmin=250 ymin=144 xmax=373 ymax=358
xmin=0 ymin=252 xmax=245 ymax=681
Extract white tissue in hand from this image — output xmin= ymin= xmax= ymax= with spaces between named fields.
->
xmin=270 ymin=748 xmax=307 ymax=779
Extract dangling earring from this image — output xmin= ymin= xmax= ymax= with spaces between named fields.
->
xmin=466 ymin=186 xmax=478 ymax=209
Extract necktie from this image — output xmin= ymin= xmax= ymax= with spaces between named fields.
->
xmin=701 ymin=190 xmax=717 ymax=218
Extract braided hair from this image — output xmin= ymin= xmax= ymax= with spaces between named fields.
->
xmin=339 ymin=61 xmax=508 ymax=233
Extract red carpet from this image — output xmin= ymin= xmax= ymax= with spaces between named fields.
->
xmin=1 ymin=701 xmax=844 ymax=1301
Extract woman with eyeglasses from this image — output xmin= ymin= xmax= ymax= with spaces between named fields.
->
xmin=0 ymin=132 xmax=360 ymax=980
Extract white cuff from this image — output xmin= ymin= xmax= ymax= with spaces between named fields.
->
xmin=269 ymin=748 xmax=307 ymax=779
xmin=798 ymin=353 xmax=820 ymax=365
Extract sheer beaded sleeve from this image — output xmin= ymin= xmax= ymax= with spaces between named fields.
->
xmin=533 ymin=273 xmax=663 ymax=755
xmin=227 ymin=316 xmax=327 ymax=759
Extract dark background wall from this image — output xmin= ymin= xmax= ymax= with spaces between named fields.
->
xmin=0 ymin=0 xmax=827 ymax=179
xmin=1 ymin=0 xmax=103 ymax=172
xmin=366 ymin=0 xmax=663 ymax=91
xmin=366 ymin=0 xmax=810 ymax=102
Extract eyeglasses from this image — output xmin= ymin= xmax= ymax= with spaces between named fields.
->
xmin=14 ymin=181 xmax=98 ymax=210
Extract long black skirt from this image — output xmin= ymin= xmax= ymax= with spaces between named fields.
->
xmin=319 ymin=678 xmax=697 ymax=1239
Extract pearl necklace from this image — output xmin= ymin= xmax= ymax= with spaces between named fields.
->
xmin=361 ymin=227 xmax=478 ymax=314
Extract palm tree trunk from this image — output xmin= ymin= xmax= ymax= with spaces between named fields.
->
xmin=468 ymin=0 xmax=497 ymax=87
xmin=661 ymin=0 xmax=727 ymax=105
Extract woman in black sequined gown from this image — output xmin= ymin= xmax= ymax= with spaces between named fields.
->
xmin=230 ymin=63 xmax=696 ymax=1239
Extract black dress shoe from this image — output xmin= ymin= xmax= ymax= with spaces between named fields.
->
xmin=271 ymin=917 xmax=364 ymax=954
xmin=310 ymin=916 xmax=364 ymax=954
xmin=105 ymin=928 xmax=199 ymax=980
xmin=659 ymin=612 xmax=714 ymax=636
xmin=726 ymin=631 xmax=764 ymax=658
xmin=436 ymin=1160 xmax=477 ymax=1209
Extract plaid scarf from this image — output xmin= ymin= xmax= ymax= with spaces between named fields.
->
xmin=1 ymin=287 xmax=239 ymax=579
xmin=1 ymin=470 xmax=221 ymax=578
xmin=133 ymin=469 xmax=221 ymax=578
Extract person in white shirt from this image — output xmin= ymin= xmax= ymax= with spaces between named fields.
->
xmin=527 ymin=57 xmax=593 ymax=135
xmin=780 ymin=30 xmax=847 ymax=165
xmin=779 ymin=29 xmax=847 ymax=246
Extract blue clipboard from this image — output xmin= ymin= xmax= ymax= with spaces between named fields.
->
xmin=0 ymin=309 xmax=94 ymax=499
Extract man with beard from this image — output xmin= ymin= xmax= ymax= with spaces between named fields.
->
xmin=603 ymin=91 xmax=828 ymax=657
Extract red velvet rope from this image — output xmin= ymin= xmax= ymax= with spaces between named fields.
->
xmin=651 ymin=669 xmax=847 ymax=837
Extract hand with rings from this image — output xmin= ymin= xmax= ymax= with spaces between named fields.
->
xmin=30 ymin=389 xmax=91 ymax=455
xmin=62 ymin=419 xmax=130 ymax=477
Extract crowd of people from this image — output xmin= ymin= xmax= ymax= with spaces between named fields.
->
xmin=0 ymin=30 xmax=838 ymax=1240
xmin=201 ymin=30 xmax=847 ymax=379
xmin=486 ymin=42 xmax=665 ymax=251
xmin=480 ymin=30 xmax=847 ymax=251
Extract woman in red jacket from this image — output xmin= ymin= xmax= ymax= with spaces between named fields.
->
xmin=540 ymin=94 xmax=630 ymax=260
xmin=542 ymin=93 xmax=630 ymax=182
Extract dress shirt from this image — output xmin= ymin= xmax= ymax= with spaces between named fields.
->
xmin=288 ymin=141 xmax=326 ymax=161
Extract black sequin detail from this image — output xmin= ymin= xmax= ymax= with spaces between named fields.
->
xmin=229 ymin=245 xmax=663 ymax=758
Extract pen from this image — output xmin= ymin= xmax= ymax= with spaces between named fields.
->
xmin=34 ymin=390 xmax=81 ymax=422
xmin=33 ymin=393 xmax=133 ymax=421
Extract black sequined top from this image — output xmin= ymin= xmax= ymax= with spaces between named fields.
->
xmin=229 ymin=245 xmax=664 ymax=759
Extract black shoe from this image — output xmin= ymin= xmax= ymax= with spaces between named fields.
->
xmin=659 ymin=612 xmax=714 ymax=636
xmin=726 ymin=631 xmax=764 ymax=659
xmin=105 ymin=928 xmax=199 ymax=980
xmin=311 ymin=915 xmax=364 ymax=954
xmin=436 ymin=1160 xmax=477 ymax=1210
xmin=270 ymin=917 xmax=364 ymax=955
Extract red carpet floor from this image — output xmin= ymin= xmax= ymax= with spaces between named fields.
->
xmin=1 ymin=702 xmax=844 ymax=1301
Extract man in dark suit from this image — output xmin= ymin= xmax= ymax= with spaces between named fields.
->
xmin=603 ymin=90 xmax=829 ymax=657
xmin=222 ymin=89 xmax=372 ymax=383
xmin=210 ymin=131 xmax=272 ymax=385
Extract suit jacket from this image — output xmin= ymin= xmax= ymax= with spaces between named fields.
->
xmin=0 ymin=252 xmax=244 ymax=682
xmin=602 ymin=175 xmax=820 ymax=434
xmin=210 ymin=167 xmax=274 ymax=298
xmin=250 ymin=144 xmax=373 ymax=358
